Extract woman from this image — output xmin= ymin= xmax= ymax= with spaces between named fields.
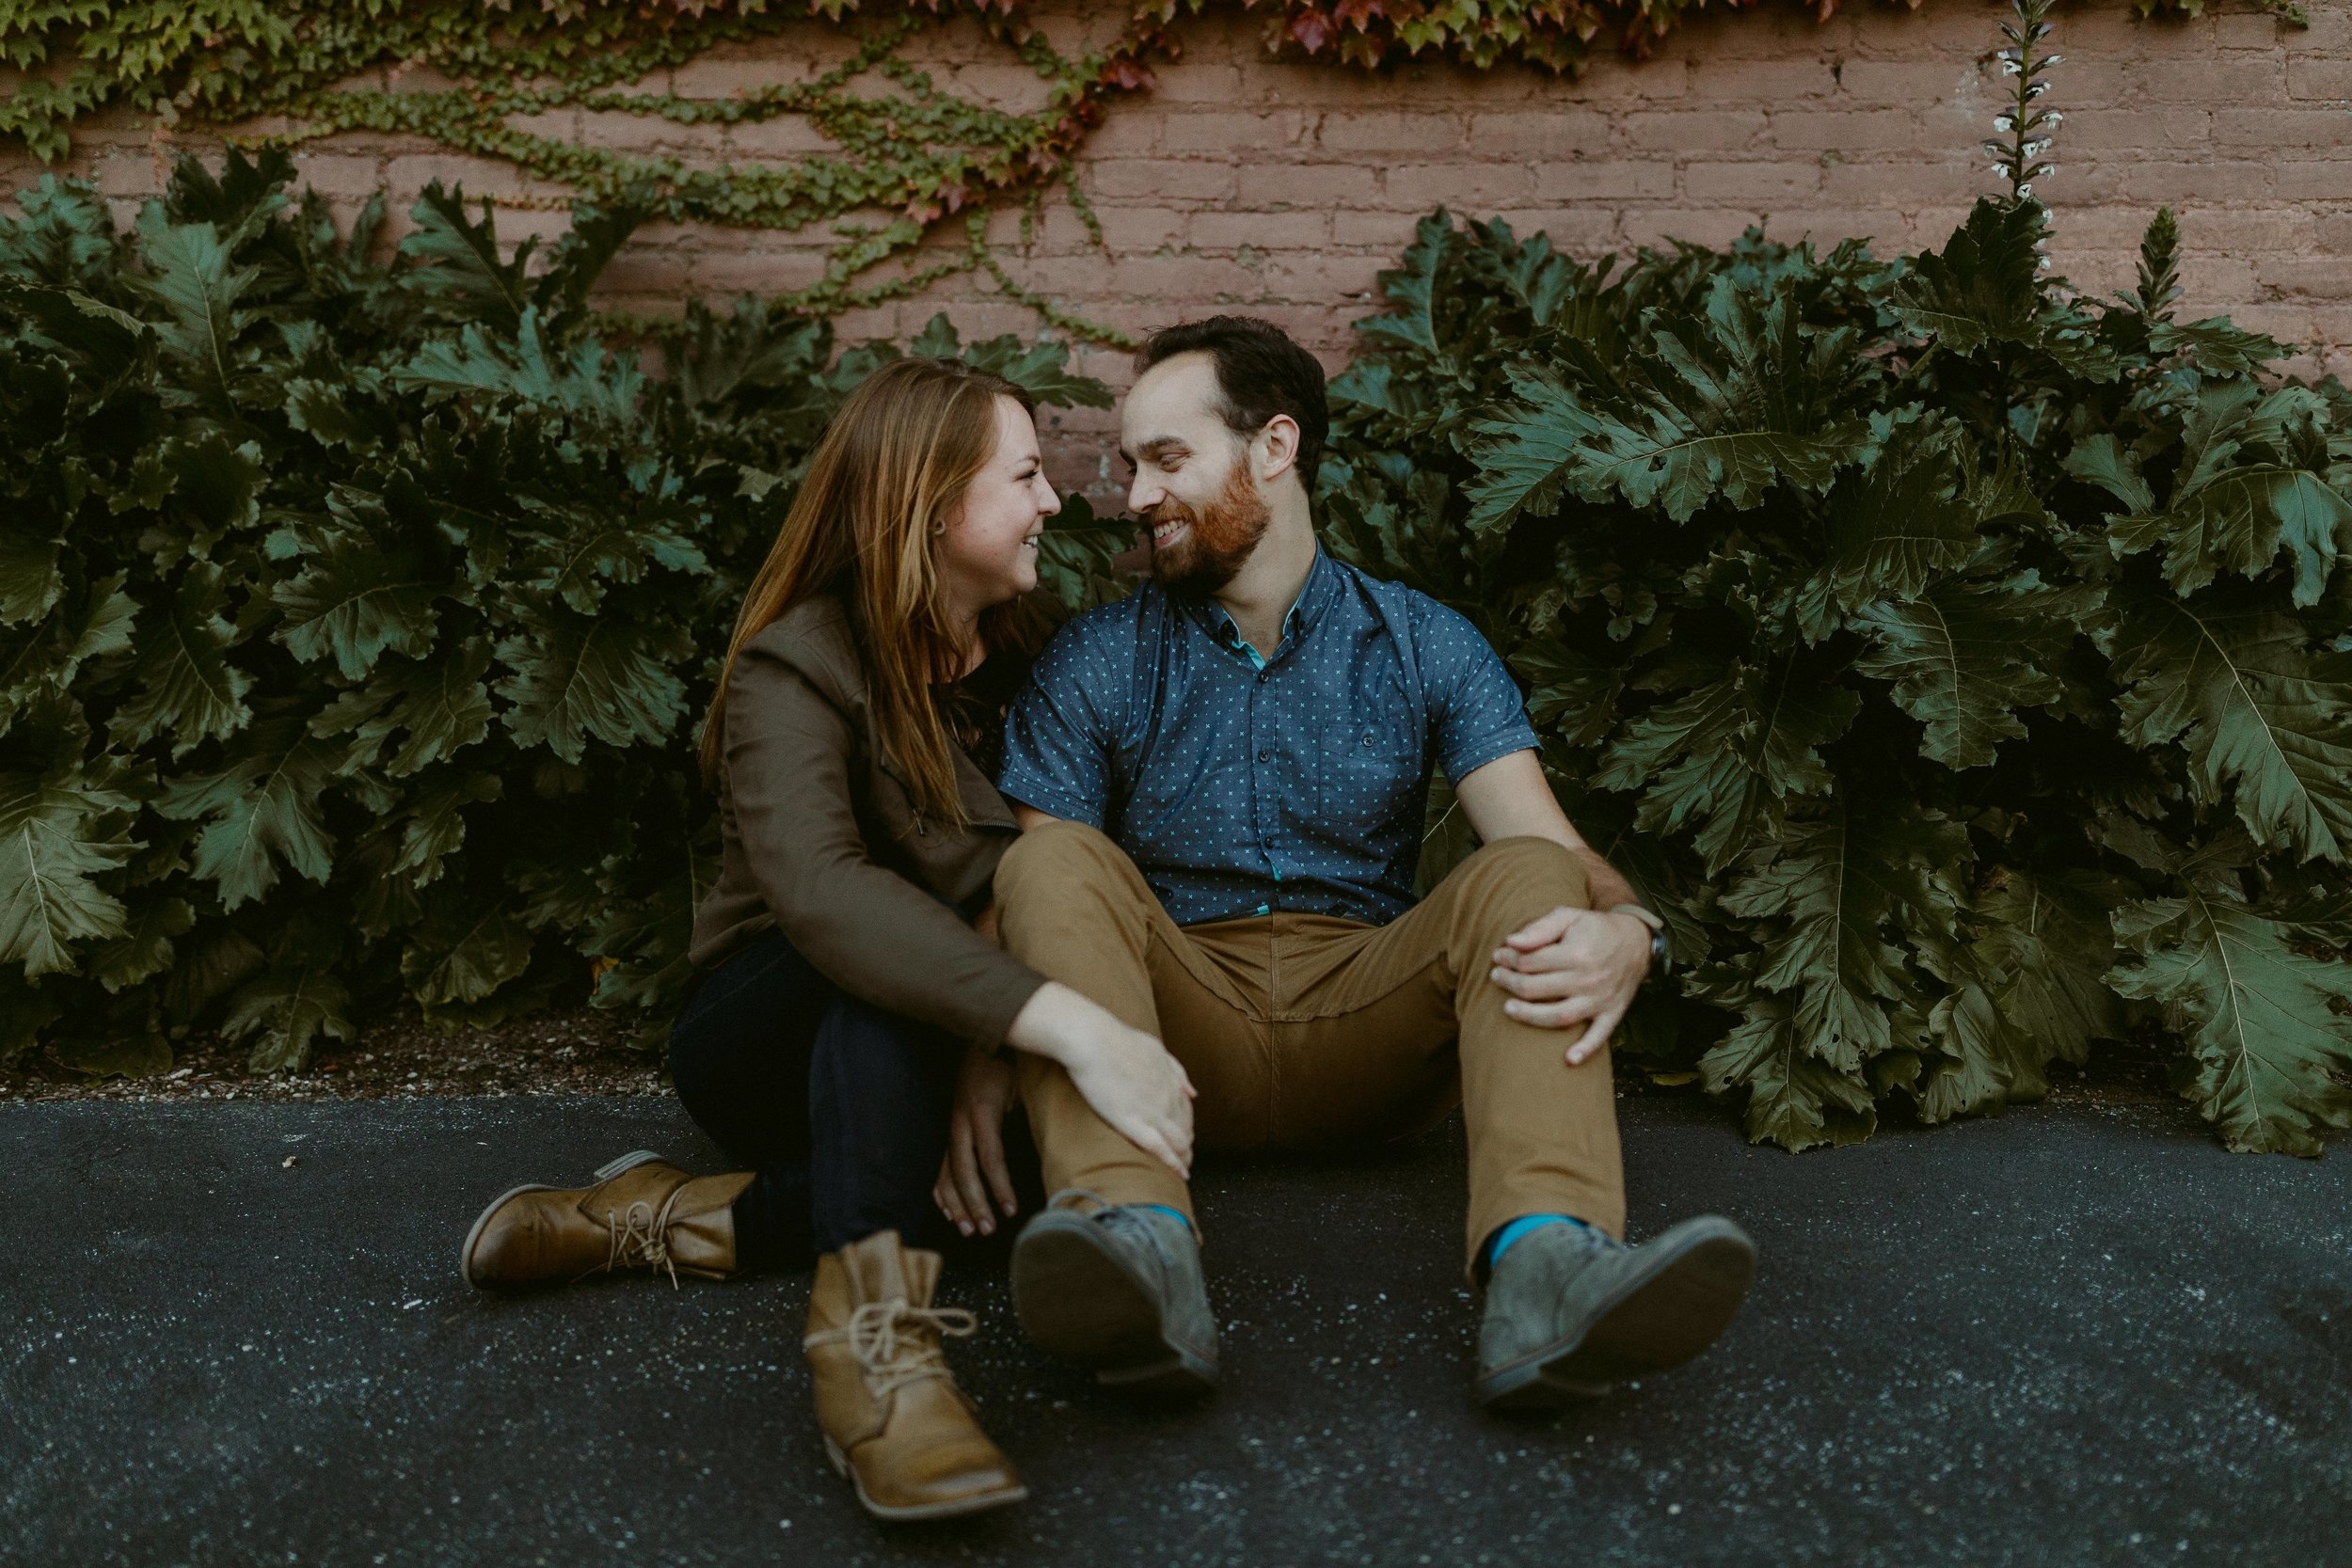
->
xmin=456 ymin=356 xmax=1193 ymax=1522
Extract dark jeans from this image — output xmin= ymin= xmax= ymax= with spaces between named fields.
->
xmin=667 ymin=927 xmax=1038 ymax=1268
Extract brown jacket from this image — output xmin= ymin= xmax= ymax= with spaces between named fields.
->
xmin=688 ymin=595 xmax=1046 ymax=1046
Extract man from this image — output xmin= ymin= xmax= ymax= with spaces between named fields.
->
xmin=988 ymin=315 xmax=1755 ymax=1414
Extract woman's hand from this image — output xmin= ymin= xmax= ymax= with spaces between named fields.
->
xmin=1006 ymin=981 xmax=1195 ymax=1180
xmin=933 ymin=1044 xmax=1021 ymax=1237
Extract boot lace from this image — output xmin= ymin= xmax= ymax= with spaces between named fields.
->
xmin=600 ymin=1185 xmax=689 ymax=1289
xmin=803 ymin=1299 xmax=978 ymax=1399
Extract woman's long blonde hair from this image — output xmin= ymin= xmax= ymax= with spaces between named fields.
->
xmin=698 ymin=356 xmax=1051 ymax=826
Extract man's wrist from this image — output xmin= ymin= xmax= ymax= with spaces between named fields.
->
xmin=1605 ymin=902 xmax=1669 ymax=979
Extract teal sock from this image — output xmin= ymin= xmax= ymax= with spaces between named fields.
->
xmin=1483 ymin=1213 xmax=1584 ymax=1275
xmin=1139 ymin=1203 xmax=1193 ymax=1230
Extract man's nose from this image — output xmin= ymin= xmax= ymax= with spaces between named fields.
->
xmin=1128 ymin=473 xmax=1162 ymax=515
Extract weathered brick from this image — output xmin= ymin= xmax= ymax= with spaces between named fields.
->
xmin=2132 ymin=57 xmax=2287 ymax=103
xmin=1617 ymin=109 xmax=1763 ymax=152
xmin=1689 ymin=59 xmax=1842 ymax=104
xmin=1465 ymin=110 xmax=1615 ymax=154
xmin=1773 ymin=108 xmax=1945 ymax=152
xmin=1531 ymin=158 xmax=1677 ymax=201
xmin=1188 ymin=208 xmax=1332 ymax=251
xmin=1089 ymin=159 xmax=1239 ymax=202
xmin=1835 ymin=60 xmax=1986 ymax=107
xmin=721 ymin=117 xmax=836 ymax=159
xmin=2212 ymin=107 xmax=2352 ymax=148
xmin=1161 ymin=111 xmax=1311 ymax=151
xmin=1379 ymin=162 xmax=1537 ymax=210
xmin=2120 ymin=159 xmax=2280 ymax=203
xmin=1316 ymin=113 xmax=1468 ymax=153
xmin=1684 ymin=161 xmax=1821 ymax=203
xmin=1485 ymin=208 xmax=1625 ymax=254
xmin=1236 ymin=162 xmax=1379 ymax=208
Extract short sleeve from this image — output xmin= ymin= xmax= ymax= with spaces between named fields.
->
xmin=997 ymin=616 xmax=1120 ymax=828
xmin=1412 ymin=595 xmax=1538 ymax=785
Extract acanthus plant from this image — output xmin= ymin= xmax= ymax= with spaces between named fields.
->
xmin=1321 ymin=0 xmax=2352 ymax=1155
xmin=0 ymin=150 xmax=1110 ymax=1072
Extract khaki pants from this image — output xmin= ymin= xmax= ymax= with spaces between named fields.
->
xmin=993 ymin=821 xmax=1627 ymax=1273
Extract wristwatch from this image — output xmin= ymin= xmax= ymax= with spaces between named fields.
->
xmin=1606 ymin=903 xmax=1669 ymax=980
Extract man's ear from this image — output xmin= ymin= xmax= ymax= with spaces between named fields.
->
xmin=1254 ymin=414 xmax=1301 ymax=485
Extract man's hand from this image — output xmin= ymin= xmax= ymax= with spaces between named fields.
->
xmin=1488 ymin=907 xmax=1652 ymax=1066
xmin=934 ymin=1044 xmax=1022 ymax=1238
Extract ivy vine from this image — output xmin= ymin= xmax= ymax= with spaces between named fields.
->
xmin=0 ymin=0 xmax=2308 ymax=342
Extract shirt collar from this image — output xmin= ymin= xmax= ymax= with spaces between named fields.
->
xmin=1185 ymin=545 xmax=1341 ymax=667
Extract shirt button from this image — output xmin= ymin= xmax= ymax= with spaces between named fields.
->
xmin=1257 ymin=747 xmax=1273 ymax=761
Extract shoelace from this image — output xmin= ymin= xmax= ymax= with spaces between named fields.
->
xmin=803 ymin=1299 xmax=977 ymax=1399
xmin=600 ymin=1185 xmax=690 ymax=1289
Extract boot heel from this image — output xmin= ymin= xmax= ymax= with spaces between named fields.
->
xmin=592 ymin=1148 xmax=666 ymax=1181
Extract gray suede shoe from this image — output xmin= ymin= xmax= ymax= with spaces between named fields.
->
xmin=1010 ymin=1190 xmax=1219 ymax=1399
xmin=1474 ymin=1214 xmax=1756 ymax=1415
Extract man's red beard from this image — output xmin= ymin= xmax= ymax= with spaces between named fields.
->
xmin=1146 ymin=459 xmax=1271 ymax=597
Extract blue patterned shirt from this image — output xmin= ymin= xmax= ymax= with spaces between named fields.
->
xmin=997 ymin=547 xmax=1539 ymax=928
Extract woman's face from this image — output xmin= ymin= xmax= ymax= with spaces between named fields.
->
xmin=937 ymin=394 xmax=1061 ymax=612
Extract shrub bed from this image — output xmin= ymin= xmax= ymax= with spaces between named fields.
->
xmin=0 ymin=150 xmax=1117 ymax=1074
xmin=1321 ymin=198 xmax=2352 ymax=1155
xmin=7 ymin=140 xmax=2349 ymax=1156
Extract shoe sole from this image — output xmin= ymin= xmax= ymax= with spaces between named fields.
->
xmin=1476 ymin=1218 xmax=1757 ymax=1416
xmin=457 ymin=1148 xmax=668 ymax=1290
xmin=1010 ymin=1213 xmax=1218 ymax=1399
xmin=821 ymin=1435 xmax=1028 ymax=1522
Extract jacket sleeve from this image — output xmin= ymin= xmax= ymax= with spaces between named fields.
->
xmin=722 ymin=639 xmax=1046 ymax=1047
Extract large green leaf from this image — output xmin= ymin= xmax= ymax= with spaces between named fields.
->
xmin=1469 ymin=279 xmax=1866 ymax=528
xmin=1886 ymin=198 xmax=2047 ymax=355
xmin=272 ymin=532 xmax=440 ymax=679
xmin=2110 ymin=890 xmax=2352 ymax=1155
xmin=105 ymin=561 xmax=253 ymax=759
xmin=315 ymin=637 xmax=496 ymax=778
xmin=494 ymin=608 xmax=690 ymax=764
xmin=1851 ymin=570 xmax=2093 ymax=769
xmin=133 ymin=218 xmax=262 ymax=417
xmin=220 ymin=962 xmax=355 ymax=1073
xmin=1697 ymin=999 xmax=1880 ymax=1152
xmin=2110 ymin=586 xmax=2352 ymax=864
xmin=1592 ymin=660 xmax=1858 ymax=875
xmin=1724 ymin=800 xmax=1963 ymax=1075
xmin=393 ymin=307 xmax=644 ymax=424
xmin=153 ymin=716 xmax=342 ymax=911
xmin=0 ymin=775 xmax=135 ymax=976
xmin=400 ymin=897 xmax=534 ymax=1007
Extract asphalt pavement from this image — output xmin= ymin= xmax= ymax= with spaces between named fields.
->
xmin=3 ymin=1091 xmax=2346 ymax=1568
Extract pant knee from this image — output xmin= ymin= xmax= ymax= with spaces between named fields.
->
xmin=993 ymin=817 xmax=1136 ymax=910
xmin=1453 ymin=835 xmax=1588 ymax=911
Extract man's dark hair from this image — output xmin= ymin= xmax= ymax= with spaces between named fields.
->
xmin=1136 ymin=315 xmax=1328 ymax=492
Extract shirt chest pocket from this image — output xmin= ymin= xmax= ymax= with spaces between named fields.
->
xmin=1315 ymin=677 xmax=1427 ymax=835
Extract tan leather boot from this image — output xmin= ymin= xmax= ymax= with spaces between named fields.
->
xmin=460 ymin=1149 xmax=756 ymax=1290
xmin=803 ymin=1230 xmax=1027 ymax=1521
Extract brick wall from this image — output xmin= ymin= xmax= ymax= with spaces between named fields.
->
xmin=9 ymin=0 xmax=2346 ymax=489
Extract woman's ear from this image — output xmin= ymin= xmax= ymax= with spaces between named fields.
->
xmin=1255 ymin=414 xmax=1301 ymax=484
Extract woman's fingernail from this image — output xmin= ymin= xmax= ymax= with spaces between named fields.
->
xmin=958 ymin=1221 xmax=973 ymax=1235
